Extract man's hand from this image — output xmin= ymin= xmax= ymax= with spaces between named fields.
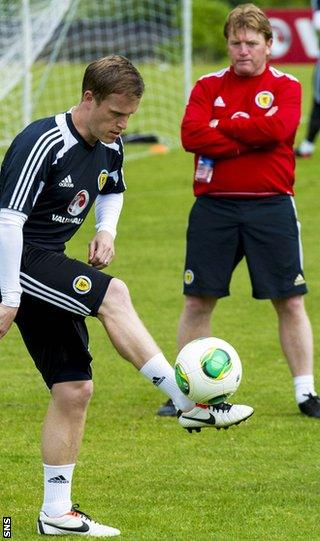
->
xmin=209 ymin=118 xmax=219 ymax=128
xmin=265 ymin=106 xmax=278 ymax=117
xmin=88 ymin=230 xmax=115 ymax=269
xmin=0 ymin=304 xmax=18 ymax=339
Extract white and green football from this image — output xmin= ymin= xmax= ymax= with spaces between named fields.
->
xmin=174 ymin=337 xmax=242 ymax=405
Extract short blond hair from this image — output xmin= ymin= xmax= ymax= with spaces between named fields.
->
xmin=223 ymin=3 xmax=272 ymax=41
xmin=82 ymin=55 xmax=145 ymax=103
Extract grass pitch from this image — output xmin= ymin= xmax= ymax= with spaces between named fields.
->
xmin=1 ymin=64 xmax=320 ymax=540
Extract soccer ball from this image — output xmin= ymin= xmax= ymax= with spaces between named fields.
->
xmin=174 ymin=337 xmax=242 ymax=405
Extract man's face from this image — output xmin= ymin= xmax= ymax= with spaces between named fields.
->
xmin=85 ymin=92 xmax=140 ymax=145
xmin=227 ymin=28 xmax=272 ymax=77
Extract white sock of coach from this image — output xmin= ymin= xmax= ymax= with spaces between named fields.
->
xmin=294 ymin=374 xmax=316 ymax=404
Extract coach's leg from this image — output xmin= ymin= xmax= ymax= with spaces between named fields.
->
xmin=271 ymin=295 xmax=319 ymax=412
xmin=41 ymin=380 xmax=93 ymax=516
xmin=178 ymin=295 xmax=218 ymax=351
xmin=272 ymin=295 xmax=313 ymax=376
xmin=157 ymin=294 xmax=218 ymax=416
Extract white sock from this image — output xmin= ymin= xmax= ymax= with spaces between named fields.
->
xmin=299 ymin=140 xmax=314 ymax=153
xmin=140 ymin=352 xmax=194 ymax=411
xmin=42 ymin=463 xmax=75 ymax=517
xmin=293 ymin=375 xmax=316 ymax=404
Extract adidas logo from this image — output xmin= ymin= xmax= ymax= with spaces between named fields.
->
xmin=48 ymin=475 xmax=69 ymax=484
xmin=59 ymin=175 xmax=74 ymax=188
xmin=294 ymin=273 xmax=306 ymax=286
xmin=152 ymin=376 xmax=165 ymax=387
xmin=213 ymin=96 xmax=225 ymax=107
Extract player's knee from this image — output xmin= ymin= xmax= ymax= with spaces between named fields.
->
xmin=184 ymin=295 xmax=216 ymax=317
xmin=53 ymin=380 xmax=93 ymax=412
xmin=98 ymin=277 xmax=131 ymax=318
xmin=75 ymin=380 xmax=94 ymax=407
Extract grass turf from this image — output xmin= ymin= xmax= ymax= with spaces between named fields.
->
xmin=1 ymin=63 xmax=320 ymax=540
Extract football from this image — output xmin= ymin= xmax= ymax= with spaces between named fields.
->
xmin=174 ymin=337 xmax=242 ymax=405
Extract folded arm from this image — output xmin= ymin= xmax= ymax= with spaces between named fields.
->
xmin=181 ymin=80 xmax=251 ymax=158
xmin=217 ymin=81 xmax=301 ymax=146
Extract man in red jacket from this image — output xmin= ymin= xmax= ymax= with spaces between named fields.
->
xmin=158 ymin=3 xmax=320 ymax=418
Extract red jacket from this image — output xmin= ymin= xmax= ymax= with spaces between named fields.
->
xmin=181 ymin=64 xmax=301 ymax=197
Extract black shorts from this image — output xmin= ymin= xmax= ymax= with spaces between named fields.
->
xmin=13 ymin=245 xmax=113 ymax=388
xmin=183 ymin=195 xmax=308 ymax=300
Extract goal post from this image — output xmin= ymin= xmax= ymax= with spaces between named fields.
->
xmin=0 ymin=0 xmax=192 ymax=159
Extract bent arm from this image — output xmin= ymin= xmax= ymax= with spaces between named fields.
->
xmin=88 ymin=192 xmax=124 ymax=268
xmin=217 ymin=81 xmax=301 ymax=146
xmin=181 ymin=81 xmax=251 ymax=158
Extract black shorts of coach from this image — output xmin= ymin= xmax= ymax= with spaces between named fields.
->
xmin=183 ymin=195 xmax=308 ymax=300
xmin=13 ymin=244 xmax=113 ymax=389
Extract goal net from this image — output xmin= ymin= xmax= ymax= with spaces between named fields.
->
xmin=0 ymin=0 xmax=192 ymax=160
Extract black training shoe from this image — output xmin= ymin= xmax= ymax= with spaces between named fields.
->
xmin=298 ymin=394 xmax=320 ymax=418
xmin=156 ymin=398 xmax=176 ymax=417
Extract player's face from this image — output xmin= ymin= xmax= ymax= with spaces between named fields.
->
xmin=85 ymin=92 xmax=140 ymax=144
xmin=227 ymin=29 xmax=272 ymax=77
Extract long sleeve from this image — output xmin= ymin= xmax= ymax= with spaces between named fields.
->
xmin=217 ymin=77 xmax=301 ymax=146
xmin=0 ymin=209 xmax=27 ymax=307
xmin=181 ymin=78 xmax=251 ymax=158
xmin=95 ymin=192 xmax=124 ymax=239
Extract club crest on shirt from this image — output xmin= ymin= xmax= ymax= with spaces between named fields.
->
xmin=67 ymin=190 xmax=89 ymax=216
xmin=73 ymin=275 xmax=92 ymax=294
xmin=255 ymin=91 xmax=274 ymax=109
xmin=98 ymin=169 xmax=108 ymax=191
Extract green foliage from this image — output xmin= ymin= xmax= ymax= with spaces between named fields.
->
xmin=75 ymin=0 xmax=180 ymax=22
xmin=192 ymin=0 xmax=311 ymax=61
xmin=193 ymin=0 xmax=230 ymax=61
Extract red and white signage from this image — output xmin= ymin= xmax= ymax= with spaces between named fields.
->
xmin=266 ymin=9 xmax=319 ymax=63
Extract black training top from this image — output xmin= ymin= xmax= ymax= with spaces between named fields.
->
xmin=0 ymin=112 xmax=125 ymax=251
